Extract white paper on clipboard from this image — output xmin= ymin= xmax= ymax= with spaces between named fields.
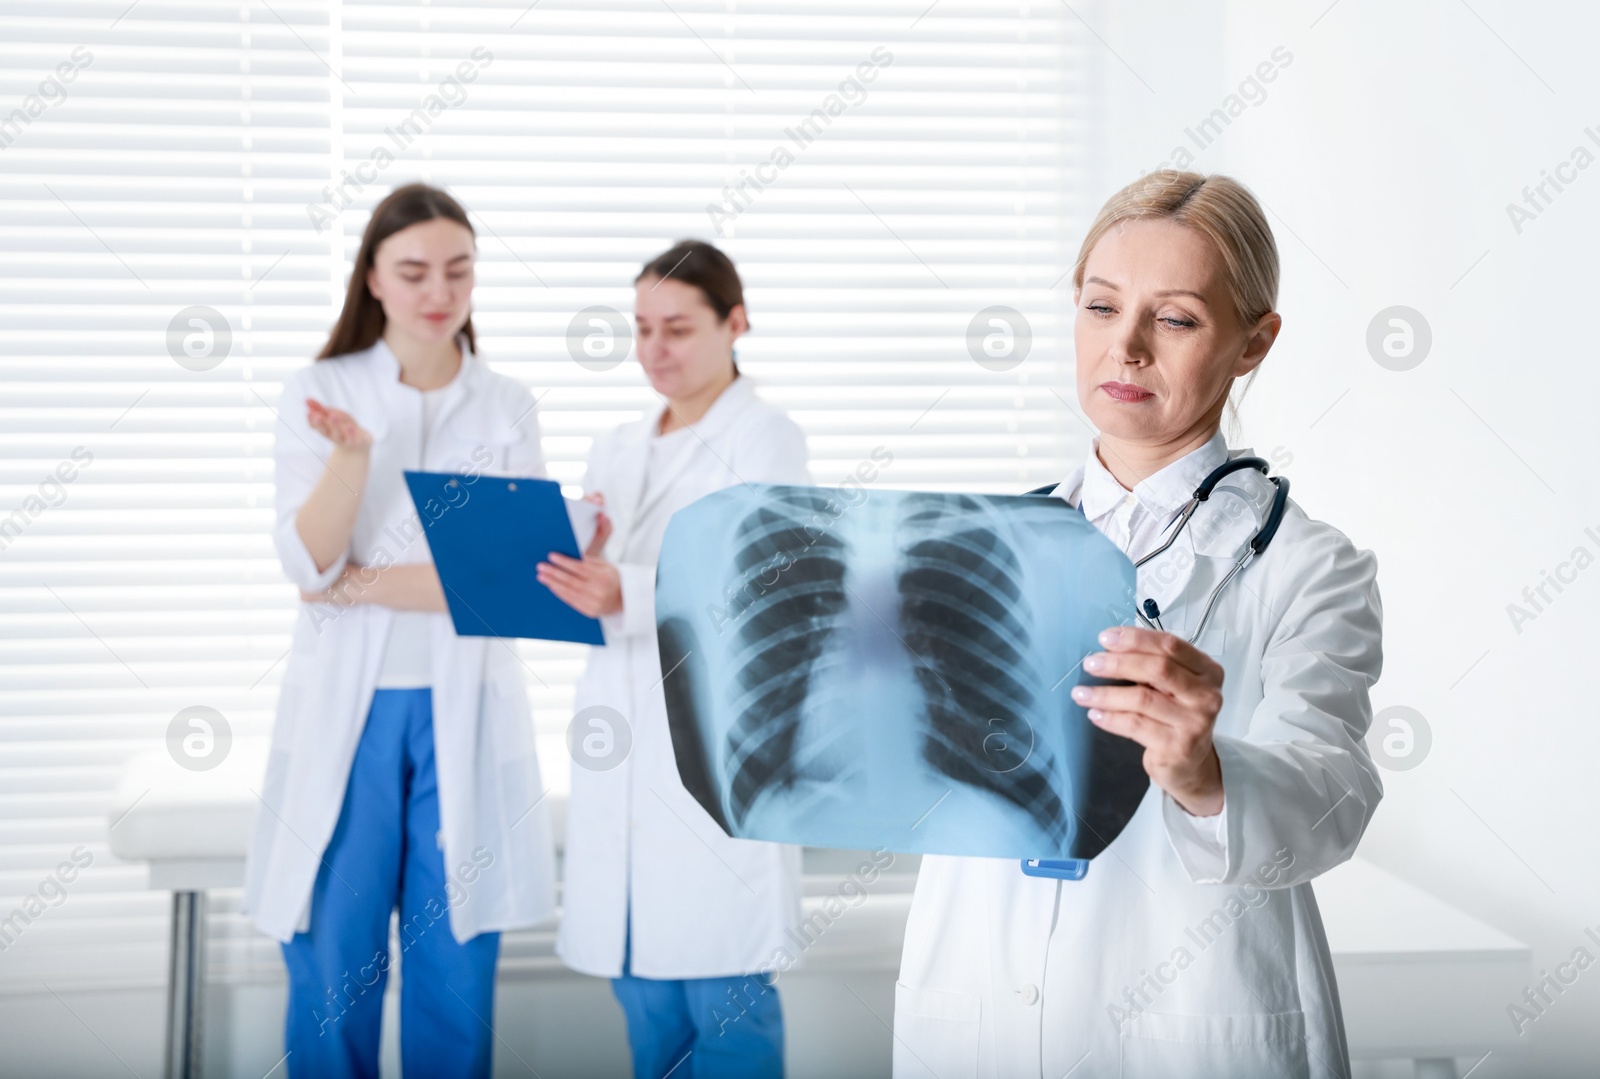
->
xmin=565 ymin=497 xmax=602 ymax=553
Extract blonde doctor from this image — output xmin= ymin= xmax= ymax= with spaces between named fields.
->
xmin=893 ymin=171 xmax=1384 ymax=1079
xmin=244 ymin=183 xmax=556 ymax=1078
xmin=537 ymin=240 xmax=809 ymax=1078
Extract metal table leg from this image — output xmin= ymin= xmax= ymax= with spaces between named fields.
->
xmin=165 ymin=889 xmax=206 ymax=1079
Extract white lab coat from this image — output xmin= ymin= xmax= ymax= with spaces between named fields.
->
xmin=243 ymin=338 xmax=557 ymax=944
xmin=555 ymin=374 xmax=811 ymax=980
xmin=893 ymin=446 xmax=1384 ymax=1079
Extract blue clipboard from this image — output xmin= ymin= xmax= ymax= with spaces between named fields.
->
xmin=403 ymin=470 xmax=606 ymax=645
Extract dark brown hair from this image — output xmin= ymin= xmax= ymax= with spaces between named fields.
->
xmin=317 ymin=183 xmax=477 ymax=360
xmin=635 ymin=239 xmax=748 ymax=328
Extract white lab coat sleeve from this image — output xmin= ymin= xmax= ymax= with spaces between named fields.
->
xmin=1161 ymin=796 xmax=1229 ymax=883
xmin=603 ymin=561 xmax=658 ymax=640
xmin=271 ymin=368 xmax=349 ymax=594
xmin=1198 ymin=529 xmax=1384 ymax=888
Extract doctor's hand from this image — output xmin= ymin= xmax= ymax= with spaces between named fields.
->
xmin=305 ymin=397 xmax=372 ymax=452
xmin=1071 ymin=626 xmax=1226 ymax=818
xmin=535 ymin=513 xmax=622 ymax=618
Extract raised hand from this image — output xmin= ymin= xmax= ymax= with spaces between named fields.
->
xmin=306 ymin=397 xmax=373 ymax=452
xmin=536 ymin=505 xmax=621 ymax=618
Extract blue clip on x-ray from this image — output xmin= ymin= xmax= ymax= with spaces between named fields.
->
xmin=1021 ymin=859 xmax=1090 ymax=880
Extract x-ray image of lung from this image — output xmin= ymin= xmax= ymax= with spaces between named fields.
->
xmin=656 ymin=483 xmax=1149 ymax=862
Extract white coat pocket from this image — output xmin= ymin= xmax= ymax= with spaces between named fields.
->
xmin=1193 ymin=625 xmax=1228 ymax=665
xmin=892 ymin=981 xmax=981 ymax=1079
xmin=1118 ymin=1008 xmax=1310 ymax=1079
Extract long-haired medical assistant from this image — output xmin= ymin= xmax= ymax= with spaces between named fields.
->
xmin=892 ymin=171 xmax=1384 ymax=1079
xmin=542 ymin=240 xmax=810 ymax=1079
xmin=243 ymin=183 xmax=557 ymax=1079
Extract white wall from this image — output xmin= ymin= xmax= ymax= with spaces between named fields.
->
xmin=1102 ymin=1 xmax=1600 ymax=1075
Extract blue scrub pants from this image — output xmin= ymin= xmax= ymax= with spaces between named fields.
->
xmin=610 ymin=920 xmax=784 ymax=1078
xmin=281 ymin=687 xmax=500 ymax=1079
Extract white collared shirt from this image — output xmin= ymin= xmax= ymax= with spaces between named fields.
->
xmin=1075 ymin=429 xmax=1230 ymax=565
xmin=375 ymin=372 xmax=459 ymax=689
xmin=365 ymin=337 xmax=469 ymax=689
xmin=1068 ymin=429 xmax=1232 ymax=854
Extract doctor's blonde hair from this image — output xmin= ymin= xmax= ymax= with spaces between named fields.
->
xmin=1071 ymin=170 xmax=1279 ymax=442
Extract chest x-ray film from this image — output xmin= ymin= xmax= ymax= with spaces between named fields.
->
xmin=656 ymin=483 xmax=1150 ymax=861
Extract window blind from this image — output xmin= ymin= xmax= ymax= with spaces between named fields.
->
xmin=0 ymin=0 xmax=1093 ymax=990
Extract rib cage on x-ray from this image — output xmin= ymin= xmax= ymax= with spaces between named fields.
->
xmin=895 ymin=494 xmax=1071 ymax=845
xmin=724 ymin=488 xmax=850 ymax=827
xmin=655 ymin=482 xmax=1146 ymax=860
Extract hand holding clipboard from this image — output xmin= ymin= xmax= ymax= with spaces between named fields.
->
xmin=403 ymin=471 xmax=611 ymax=645
xmin=534 ymin=493 xmax=626 ymax=621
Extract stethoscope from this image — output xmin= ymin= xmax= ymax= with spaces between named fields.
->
xmin=1027 ymin=454 xmax=1290 ymax=644
xmin=1018 ymin=455 xmax=1289 ymax=882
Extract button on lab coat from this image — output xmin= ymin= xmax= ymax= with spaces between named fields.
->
xmin=555 ymin=375 xmax=811 ymax=980
xmin=243 ymin=339 xmax=557 ymax=944
xmin=893 ymin=448 xmax=1384 ymax=1079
